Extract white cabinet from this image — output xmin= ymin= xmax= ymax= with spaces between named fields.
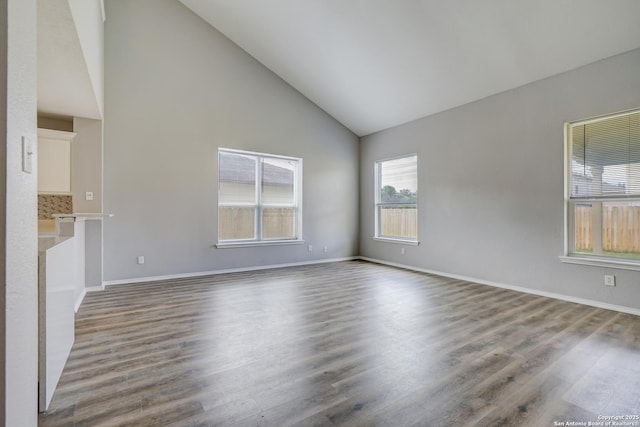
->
xmin=38 ymin=128 xmax=76 ymax=194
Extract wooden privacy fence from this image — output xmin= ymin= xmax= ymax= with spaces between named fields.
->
xmin=220 ymin=205 xmax=638 ymax=252
xmin=380 ymin=208 xmax=417 ymax=239
xmin=575 ymin=204 xmax=640 ymax=253
xmin=379 ymin=206 xmax=640 ymax=253
xmin=219 ymin=207 xmax=294 ymax=240
xmin=574 ymin=206 xmax=592 ymax=251
xmin=262 ymin=208 xmax=294 ymax=238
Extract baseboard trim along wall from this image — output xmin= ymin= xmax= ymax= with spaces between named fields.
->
xmin=93 ymin=255 xmax=640 ymax=317
xmin=99 ymin=256 xmax=360 ymax=288
xmin=359 ymin=257 xmax=640 ymax=317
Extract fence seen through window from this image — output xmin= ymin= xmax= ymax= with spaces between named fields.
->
xmin=375 ymin=154 xmax=418 ymax=241
xmin=218 ymin=149 xmax=301 ymax=244
xmin=568 ymin=110 xmax=640 ymax=260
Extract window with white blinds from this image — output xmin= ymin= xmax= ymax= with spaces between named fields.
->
xmin=217 ymin=148 xmax=303 ymax=246
xmin=567 ymin=109 xmax=640 ymax=262
xmin=374 ymin=154 xmax=418 ymax=242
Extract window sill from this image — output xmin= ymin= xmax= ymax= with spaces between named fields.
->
xmin=373 ymin=237 xmax=420 ymax=246
xmin=559 ymin=255 xmax=640 ymax=272
xmin=216 ymin=240 xmax=305 ymax=249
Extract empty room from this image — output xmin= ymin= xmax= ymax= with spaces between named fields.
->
xmin=2 ymin=0 xmax=640 ymax=426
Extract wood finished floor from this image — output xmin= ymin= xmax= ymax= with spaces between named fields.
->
xmin=39 ymin=260 xmax=640 ymax=427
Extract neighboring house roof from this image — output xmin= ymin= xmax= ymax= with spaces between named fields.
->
xmin=220 ymin=153 xmax=294 ymax=186
xmin=572 ymin=173 xmax=626 ymax=196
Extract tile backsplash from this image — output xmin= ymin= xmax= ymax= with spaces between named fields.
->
xmin=38 ymin=194 xmax=72 ymax=219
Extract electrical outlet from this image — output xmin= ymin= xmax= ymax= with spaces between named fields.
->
xmin=401 ymin=247 xmax=406 ymax=255
xmin=86 ymin=191 xmax=94 ymax=201
xmin=323 ymin=246 xmax=328 ymax=253
xmin=308 ymin=245 xmax=313 ymax=252
xmin=604 ymin=275 xmax=615 ymax=287
xmin=137 ymin=256 xmax=145 ymax=265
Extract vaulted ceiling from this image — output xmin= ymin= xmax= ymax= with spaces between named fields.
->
xmin=38 ymin=0 xmax=102 ymax=120
xmin=38 ymin=1 xmax=640 ymax=137
xmin=179 ymin=0 xmax=640 ymax=136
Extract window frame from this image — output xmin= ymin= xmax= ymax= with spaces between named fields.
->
xmin=560 ymin=108 xmax=640 ymax=271
xmin=216 ymin=148 xmax=303 ymax=248
xmin=374 ymin=153 xmax=419 ymax=245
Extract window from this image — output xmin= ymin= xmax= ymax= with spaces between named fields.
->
xmin=565 ymin=109 xmax=640 ymax=267
xmin=217 ymin=148 xmax=302 ymax=246
xmin=375 ymin=154 xmax=418 ymax=243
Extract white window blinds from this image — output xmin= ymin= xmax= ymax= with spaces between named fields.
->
xmin=570 ymin=111 xmax=640 ymax=198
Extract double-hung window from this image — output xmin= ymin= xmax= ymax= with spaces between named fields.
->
xmin=217 ymin=148 xmax=302 ymax=246
xmin=374 ymin=154 xmax=418 ymax=243
xmin=565 ymin=109 xmax=640 ymax=267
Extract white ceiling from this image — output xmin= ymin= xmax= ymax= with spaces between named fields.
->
xmin=37 ymin=1 xmax=640 ymax=135
xmin=179 ymin=0 xmax=640 ymax=136
xmin=38 ymin=0 xmax=101 ymax=121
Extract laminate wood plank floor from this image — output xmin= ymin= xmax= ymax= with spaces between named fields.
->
xmin=39 ymin=260 xmax=640 ymax=426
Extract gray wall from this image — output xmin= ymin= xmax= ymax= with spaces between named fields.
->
xmin=1 ymin=0 xmax=38 ymax=424
xmin=72 ymin=117 xmax=102 ymax=214
xmin=103 ymin=0 xmax=359 ymax=282
xmin=72 ymin=117 xmax=103 ymax=288
xmin=360 ymin=48 xmax=640 ymax=311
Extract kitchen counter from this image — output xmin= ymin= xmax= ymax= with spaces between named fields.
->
xmin=38 ymin=220 xmax=84 ymax=411
xmin=37 ymin=213 xmax=112 ymax=411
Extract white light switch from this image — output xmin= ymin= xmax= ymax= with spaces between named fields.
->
xmin=22 ymin=136 xmax=33 ymax=174
xmin=86 ymin=191 xmax=94 ymax=201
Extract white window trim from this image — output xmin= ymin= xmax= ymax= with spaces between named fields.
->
xmin=216 ymin=240 xmax=305 ymax=249
xmin=373 ymin=237 xmax=420 ymax=246
xmin=560 ymin=108 xmax=640 ymax=270
xmin=217 ymin=148 xmax=303 ymax=247
xmin=559 ymin=255 xmax=640 ymax=272
xmin=374 ymin=153 xmax=419 ymax=244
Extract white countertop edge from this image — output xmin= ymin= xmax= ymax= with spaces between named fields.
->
xmin=52 ymin=213 xmax=114 ymax=221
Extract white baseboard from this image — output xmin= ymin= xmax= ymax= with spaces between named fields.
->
xmin=359 ymin=256 xmax=640 ymax=317
xmin=102 ymin=256 xmax=359 ymax=287
xmin=89 ymin=255 xmax=640 ymax=317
